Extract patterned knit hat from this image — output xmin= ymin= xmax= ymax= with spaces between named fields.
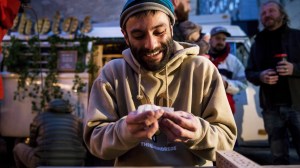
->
xmin=120 ymin=0 xmax=175 ymax=28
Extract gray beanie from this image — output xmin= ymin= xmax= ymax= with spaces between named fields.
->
xmin=120 ymin=0 xmax=175 ymax=28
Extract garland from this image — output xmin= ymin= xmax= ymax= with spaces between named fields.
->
xmin=2 ymin=35 xmax=97 ymax=112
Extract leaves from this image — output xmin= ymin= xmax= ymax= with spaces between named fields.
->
xmin=4 ymin=36 xmax=94 ymax=112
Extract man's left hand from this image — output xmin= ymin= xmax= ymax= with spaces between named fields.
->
xmin=159 ymin=111 xmax=201 ymax=143
xmin=276 ymin=60 xmax=293 ymax=76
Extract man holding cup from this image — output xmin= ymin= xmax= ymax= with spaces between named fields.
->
xmin=245 ymin=1 xmax=300 ymax=165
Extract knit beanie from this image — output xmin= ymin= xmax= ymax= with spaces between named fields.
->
xmin=120 ymin=0 xmax=175 ymax=28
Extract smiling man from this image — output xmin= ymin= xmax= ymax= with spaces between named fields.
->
xmin=246 ymin=0 xmax=300 ymax=165
xmin=84 ymin=0 xmax=237 ymax=166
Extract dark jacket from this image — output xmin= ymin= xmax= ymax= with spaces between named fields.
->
xmin=29 ymin=101 xmax=86 ymax=166
xmin=173 ymin=22 xmax=186 ymax=42
xmin=246 ymin=26 xmax=300 ymax=110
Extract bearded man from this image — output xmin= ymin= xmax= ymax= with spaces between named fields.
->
xmin=245 ymin=1 xmax=300 ymax=165
xmin=171 ymin=0 xmax=191 ymax=41
xmin=208 ymin=26 xmax=247 ymax=114
xmin=83 ymin=0 xmax=237 ymax=166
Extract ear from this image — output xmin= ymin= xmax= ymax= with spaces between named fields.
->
xmin=121 ymin=28 xmax=130 ymax=46
xmin=171 ymin=0 xmax=179 ymax=7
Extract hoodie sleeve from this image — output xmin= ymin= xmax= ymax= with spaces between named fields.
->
xmin=186 ymin=58 xmax=237 ymax=161
xmin=83 ymin=63 xmax=140 ymax=160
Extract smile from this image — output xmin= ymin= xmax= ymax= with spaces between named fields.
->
xmin=146 ymin=50 xmax=161 ymax=57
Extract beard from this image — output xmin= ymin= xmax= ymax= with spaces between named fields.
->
xmin=262 ymin=15 xmax=283 ymax=30
xmin=212 ymin=44 xmax=225 ymax=53
xmin=129 ymin=38 xmax=174 ymax=72
xmin=175 ymin=3 xmax=189 ymax=22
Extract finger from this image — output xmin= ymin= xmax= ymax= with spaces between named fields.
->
xmin=160 ymin=118 xmax=195 ymax=140
xmin=160 ymin=120 xmax=181 ymax=142
xmin=147 ymin=121 xmax=160 ymax=139
xmin=127 ymin=121 xmax=160 ymax=139
xmin=277 ymin=68 xmax=289 ymax=76
xmin=136 ymin=121 xmax=160 ymax=140
xmin=162 ymin=112 xmax=196 ymax=131
xmin=277 ymin=61 xmax=286 ymax=66
xmin=127 ymin=110 xmax=162 ymax=125
xmin=267 ymin=71 xmax=277 ymax=76
xmin=127 ymin=124 xmax=144 ymax=135
xmin=142 ymin=110 xmax=164 ymax=126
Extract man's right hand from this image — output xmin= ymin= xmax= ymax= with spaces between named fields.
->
xmin=259 ymin=69 xmax=278 ymax=85
xmin=126 ymin=110 xmax=164 ymax=140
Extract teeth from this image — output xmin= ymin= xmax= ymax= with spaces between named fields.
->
xmin=146 ymin=51 xmax=160 ymax=57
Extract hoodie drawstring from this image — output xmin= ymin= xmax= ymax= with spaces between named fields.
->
xmin=136 ymin=65 xmax=170 ymax=107
xmin=165 ymin=65 xmax=169 ymax=107
xmin=136 ymin=66 xmax=144 ymax=100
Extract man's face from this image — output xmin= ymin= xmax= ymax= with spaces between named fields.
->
xmin=122 ymin=11 xmax=174 ymax=71
xmin=260 ymin=2 xmax=283 ymax=31
xmin=209 ymin=33 xmax=227 ymax=53
xmin=175 ymin=0 xmax=191 ymax=22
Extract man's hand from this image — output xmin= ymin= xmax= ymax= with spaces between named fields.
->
xmin=259 ymin=69 xmax=278 ymax=85
xmin=276 ymin=60 xmax=293 ymax=76
xmin=126 ymin=110 xmax=164 ymax=140
xmin=222 ymin=79 xmax=228 ymax=89
xmin=159 ymin=111 xmax=201 ymax=143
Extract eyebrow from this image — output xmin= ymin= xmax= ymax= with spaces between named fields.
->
xmin=130 ymin=23 xmax=167 ymax=34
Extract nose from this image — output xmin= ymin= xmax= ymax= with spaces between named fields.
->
xmin=144 ymin=34 xmax=158 ymax=50
xmin=265 ymin=11 xmax=271 ymax=17
xmin=187 ymin=5 xmax=191 ymax=13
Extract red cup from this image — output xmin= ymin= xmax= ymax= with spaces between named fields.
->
xmin=274 ymin=53 xmax=287 ymax=61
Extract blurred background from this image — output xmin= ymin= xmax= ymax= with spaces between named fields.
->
xmin=1 ymin=0 xmax=300 ymax=167
xmin=28 ymin=0 xmax=300 ymax=37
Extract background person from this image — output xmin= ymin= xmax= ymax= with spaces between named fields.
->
xmin=208 ymin=26 xmax=247 ymax=114
xmin=245 ymin=0 xmax=300 ymax=165
xmin=13 ymin=99 xmax=86 ymax=167
xmin=171 ymin=0 xmax=209 ymax=55
xmin=171 ymin=0 xmax=191 ymax=41
xmin=84 ymin=0 xmax=237 ymax=167
xmin=178 ymin=20 xmax=210 ymax=55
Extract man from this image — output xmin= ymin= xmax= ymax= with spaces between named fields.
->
xmin=13 ymin=99 xmax=86 ymax=167
xmin=172 ymin=0 xmax=190 ymax=23
xmin=208 ymin=26 xmax=247 ymax=114
xmin=171 ymin=0 xmax=192 ymax=41
xmin=84 ymin=0 xmax=237 ymax=166
xmin=245 ymin=1 xmax=300 ymax=165
xmin=171 ymin=0 xmax=208 ymax=54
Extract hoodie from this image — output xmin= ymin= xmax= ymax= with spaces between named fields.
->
xmin=84 ymin=41 xmax=237 ymax=166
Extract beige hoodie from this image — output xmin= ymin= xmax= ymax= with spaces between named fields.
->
xmin=84 ymin=41 xmax=237 ymax=166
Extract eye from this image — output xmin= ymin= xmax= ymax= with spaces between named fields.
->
xmin=154 ymin=27 xmax=166 ymax=36
xmin=132 ymin=32 xmax=145 ymax=40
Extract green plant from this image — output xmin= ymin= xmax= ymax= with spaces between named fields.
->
xmin=3 ymin=35 xmax=94 ymax=112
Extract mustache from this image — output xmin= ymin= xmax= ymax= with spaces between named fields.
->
xmin=264 ymin=16 xmax=274 ymax=21
xmin=216 ymin=44 xmax=225 ymax=47
xmin=138 ymin=46 xmax=166 ymax=56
